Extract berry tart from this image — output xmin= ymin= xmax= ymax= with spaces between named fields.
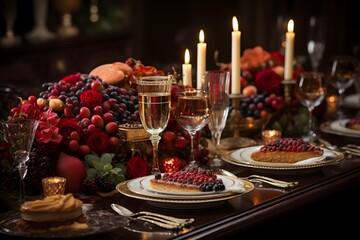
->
xmin=251 ymin=138 xmax=324 ymax=163
xmin=150 ymin=167 xmax=226 ymax=193
xmin=16 ymin=194 xmax=88 ymax=233
xmin=346 ymin=117 xmax=360 ymax=131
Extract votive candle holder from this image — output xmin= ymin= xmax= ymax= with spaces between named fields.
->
xmin=42 ymin=176 xmax=66 ymax=197
xmin=262 ymin=130 xmax=282 ymax=145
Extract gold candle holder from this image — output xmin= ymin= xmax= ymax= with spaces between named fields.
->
xmin=42 ymin=177 xmax=66 ymax=197
xmin=262 ymin=130 xmax=282 ymax=145
xmin=220 ymin=94 xmax=257 ymax=150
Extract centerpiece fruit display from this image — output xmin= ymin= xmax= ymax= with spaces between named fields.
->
xmin=0 ymin=58 xmax=209 ymax=197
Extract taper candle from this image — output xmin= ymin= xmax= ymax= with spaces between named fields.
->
xmin=231 ymin=16 xmax=241 ymax=94
xmin=182 ymin=49 xmax=192 ymax=87
xmin=197 ymin=29 xmax=206 ymax=89
xmin=284 ymin=19 xmax=295 ymax=81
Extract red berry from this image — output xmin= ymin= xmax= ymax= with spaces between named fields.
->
xmin=91 ymin=114 xmax=104 ymax=128
xmin=91 ymin=80 xmax=103 ymax=91
xmin=105 ymin=122 xmax=118 ymax=134
xmin=68 ymin=140 xmax=79 ymax=152
xmin=79 ymin=107 xmax=91 ymax=119
xmin=70 ymin=131 xmax=80 ymax=141
xmin=175 ymin=136 xmax=187 ymax=149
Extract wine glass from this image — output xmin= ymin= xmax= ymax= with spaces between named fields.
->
xmin=175 ymin=89 xmax=211 ymax=168
xmin=328 ymin=55 xmax=357 ymax=119
xmin=1 ymin=119 xmax=39 ymax=204
xmin=307 ymin=16 xmax=327 ymax=71
xmin=203 ymin=70 xmax=230 ymax=169
xmin=137 ymin=75 xmax=173 ymax=174
xmin=295 ymin=72 xmax=326 ymax=141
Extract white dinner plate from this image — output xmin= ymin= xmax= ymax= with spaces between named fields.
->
xmin=139 ymin=174 xmax=238 ymax=196
xmin=116 ymin=178 xmax=254 ymax=209
xmin=222 ymin=146 xmax=343 ymax=171
xmin=320 ymin=119 xmax=360 ymax=138
xmin=343 ymin=94 xmax=360 ymax=109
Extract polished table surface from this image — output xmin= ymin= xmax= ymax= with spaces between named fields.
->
xmin=1 ymin=132 xmax=360 ymax=239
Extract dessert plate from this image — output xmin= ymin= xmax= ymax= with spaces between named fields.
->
xmin=320 ymin=119 xmax=360 ymax=138
xmin=125 ymin=175 xmax=245 ymax=200
xmin=0 ymin=208 xmax=128 ymax=239
xmin=116 ymin=179 xmax=254 ymax=209
xmin=222 ymin=146 xmax=344 ymax=171
xmin=139 ymin=174 xmax=240 ymax=196
xmin=343 ymin=94 xmax=360 ymax=109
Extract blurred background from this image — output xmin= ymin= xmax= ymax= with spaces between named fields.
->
xmin=0 ymin=0 xmax=359 ymax=96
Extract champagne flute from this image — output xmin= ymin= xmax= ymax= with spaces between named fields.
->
xmin=328 ymin=55 xmax=357 ymax=119
xmin=175 ymin=89 xmax=211 ymax=168
xmin=137 ymin=75 xmax=173 ymax=174
xmin=1 ymin=119 xmax=39 ymax=204
xmin=295 ymin=72 xmax=326 ymax=141
xmin=204 ymin=70 xmax=230 ymax=169
xmin=307 ymin=16 xmax=327 ymax=71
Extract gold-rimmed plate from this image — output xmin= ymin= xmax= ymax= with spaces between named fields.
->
xmin=222 ymin=146 xmax=344 ymax=171
xmin=116 ymin=178 xmax=254 ymax=209
xmin=320 ymin=119 xmax=360 ymax=138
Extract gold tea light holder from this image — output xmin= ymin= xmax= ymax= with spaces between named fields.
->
xmin=42 ymin=176 xmax=66 ymax=197
xmin=262 ymin=129 xmax=282 ymax=145
xmin=220 ymin=94 xmax=257 ymax=150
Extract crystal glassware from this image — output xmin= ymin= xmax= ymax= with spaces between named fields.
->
xmin=328 ymin=55 xmax=357 ymax=119
xmin=175 ymin=89 xmax=211 ymax=168
xmin=294 ymin=72 xmax=326 ymax=141
xmin=137 ymin=75 xmax=173 ymax=174
xmin=1 ymin=119 xmax=39 ymax=204
xmin=307 ymin=16 xmax=327 ymax=71
xmin=203 ymin=70 xmax=230 ymax=169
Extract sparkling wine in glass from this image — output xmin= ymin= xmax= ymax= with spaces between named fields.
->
xmin=204 ymin=70 xmax=230 ymax=169
xmin=137 ymin=75 xmax=173 ymax=174
xmin=328 ymin=55 xmax=357 ymax=119
xmin=175 ymin=89 xmax=211 ymax=167
xmin=1 ymin=119 xmax=39 ymax=204
xmin=295 ymin=72 xmax=326 ymax=141
xmin=307 ymin=16 xmax=327 ymax=71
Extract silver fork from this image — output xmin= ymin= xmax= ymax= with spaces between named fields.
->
xmin=218 ymin=169 xmax=299 ymax=188
xmin=111 ymin=203 xmax=194 ymax=230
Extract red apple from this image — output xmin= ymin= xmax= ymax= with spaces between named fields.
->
xmin=56 ymin=152 xmax=86 ymax=193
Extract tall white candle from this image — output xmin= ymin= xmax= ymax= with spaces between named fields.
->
xmin=231 ymin=16 xmax=241 ymax=94
xmin=197 ymin=29 xmax=206 ymax=89
xmin=182 ymin=49 xmax=192 ymax=87
xmin=284 ymin=19 xmax=295 ymax=81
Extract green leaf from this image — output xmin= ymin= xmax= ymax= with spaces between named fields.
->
xmin=103 ymin=163 xmax=113 ymax=172
xmin=94 ymin=161 xmax=105 ymax=174
xmin=101 ymin=153 xmax=113 ymax=164
xmin=87 ymin=168 xmax=97 ymax=179
xmin=84 ymin=155 xmax=100 ymax=167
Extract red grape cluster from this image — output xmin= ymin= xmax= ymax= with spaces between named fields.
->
xmin=239 ymin=93 xmax=284 ymax=119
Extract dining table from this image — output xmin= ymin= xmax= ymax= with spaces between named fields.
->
xmin=1 ymin=131 xmax=360 ymax=240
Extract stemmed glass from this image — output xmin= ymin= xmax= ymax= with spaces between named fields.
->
xmin=204 ymin=70 xmax=230 ymax=169
xmin=295 ymin=72 xmax=326 ymax=141
xmin=1 ymin=119 xmax=39 ymax=204
xmin=328 ymin=55 xmax=357 ymax=119
xmin=307 ymin=16 xmax=327 ymax=71
xmin=137 ymin=75 xmax=173 ymax=174
xmin=175 ymin=89 xmax=211 ymax=168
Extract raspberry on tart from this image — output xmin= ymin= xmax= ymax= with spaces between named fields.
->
xmin=150 ymin=167 xmax=226 ymax=193
xmin=251 ymin=138 xmax=324 ymax=164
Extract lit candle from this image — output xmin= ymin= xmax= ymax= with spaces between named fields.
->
xmin=284 ymin=19 xmax=295 ymax=81
xmin=42 ymin=177 xmax=66 ymax=197
xmin=231 ymin=16 xmax=241 ymax=94
xmin=197 ymin=29 xmax=206 ymax=89
xmin=262 ymin=130 xmax=282 ymax=145
xmin=182 ymin=49 xmax=192 ymax=87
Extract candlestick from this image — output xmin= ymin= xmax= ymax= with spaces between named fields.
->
xmin=284 ymin=19 xmax=295 ymax=81
xmin=231 ymin=16 xmax=241 ymax=94
xmin=182 ymin=49 xmax=192 ymax=87
xmin=197 ymin=29 xmax=207 ymax=89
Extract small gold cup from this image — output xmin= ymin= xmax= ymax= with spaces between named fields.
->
xmin=262 ymin=130 xmax=282 ymax=145
xmin=42 ymin=177 xmax=66 ymax=197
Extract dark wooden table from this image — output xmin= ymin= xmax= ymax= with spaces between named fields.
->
xmin=1 ymin=132 xmax=360 ymax=239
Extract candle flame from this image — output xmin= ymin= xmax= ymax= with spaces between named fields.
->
xmin=232 ymin=16 xmax=239 ymax=31
xmin=199 ymin=29 xmax=205 ymax=43
xmin=287 ymin=19 xmax=294 ymax=32
xmin=185 ymin=49 xmax=190 ymax=64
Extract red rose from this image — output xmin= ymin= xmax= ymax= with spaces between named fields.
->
xmin=61 ymin=73 xmax=82 ymax=86
xmin=80 ymin=90 xmax=103 ymax=107
xmin=270 ymin=51 xmax=285 ymax=66
xmin=126 ymin=156 xmax=149 ymax=180
xmin=58 ymin=118 xmax=82 ymax=146
xmin=254 ymin=69 xmax=282 ymax=94
xmin=84 ymin=128 xmax=109 ymax=155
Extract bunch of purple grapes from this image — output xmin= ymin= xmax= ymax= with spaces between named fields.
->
xmin=239 ymin=93 xmax=284 ymax=119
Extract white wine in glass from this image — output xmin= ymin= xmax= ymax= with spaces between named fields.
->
xmin=175 ymin=89 xmax=211 ymax=167
xmin=137 ymin=75 xmax=173 ymax=174
xmin=295 ymin=72 xmax=326 ymax=141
